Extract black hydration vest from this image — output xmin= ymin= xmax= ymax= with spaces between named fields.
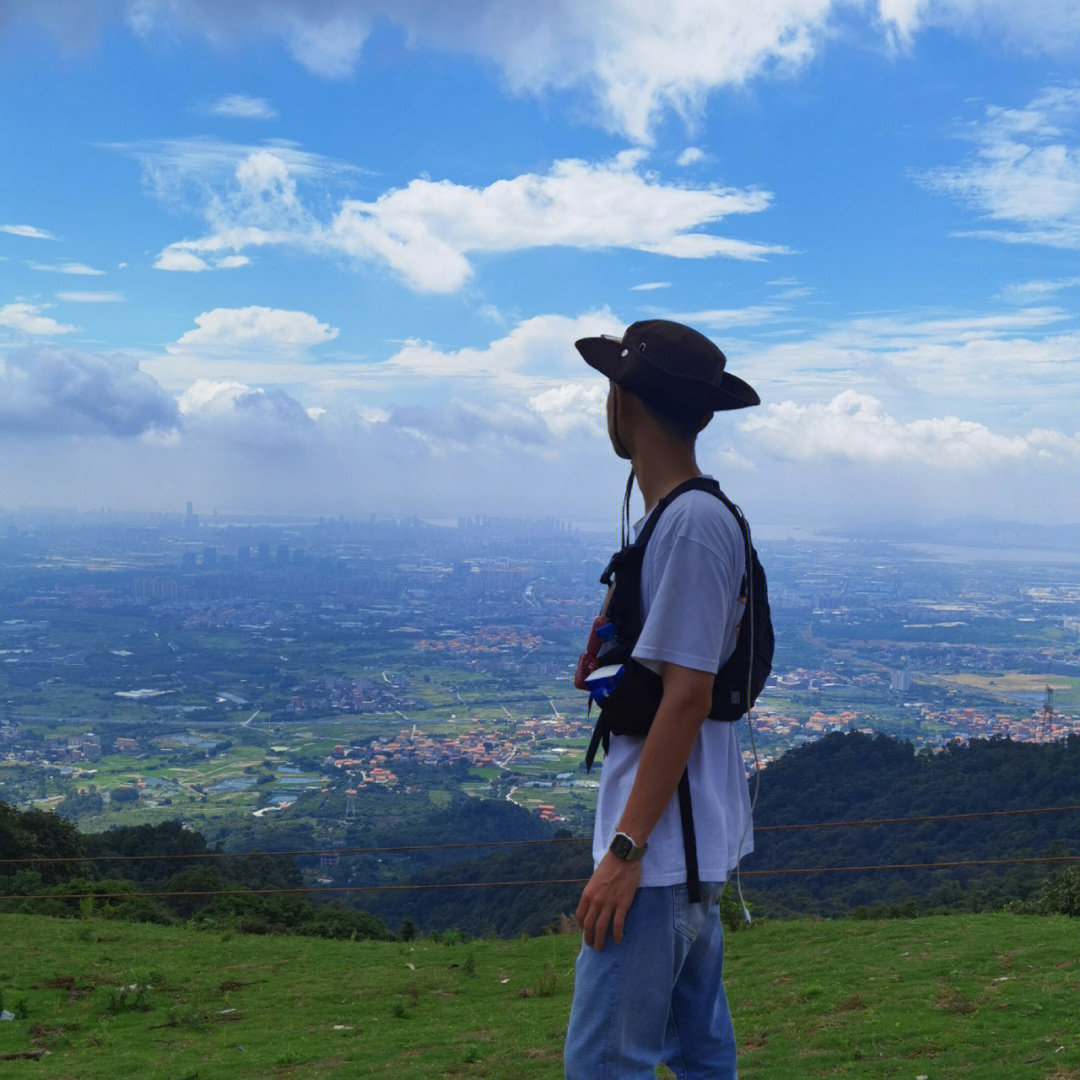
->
xmin=584 ymin=476 xmax=773 ymax=901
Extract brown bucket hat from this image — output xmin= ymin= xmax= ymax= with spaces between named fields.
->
xmin=576 ymin=319 xmax=759 ymax=415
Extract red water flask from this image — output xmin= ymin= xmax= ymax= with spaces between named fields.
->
xmin=573 ymin=615 xmax=610 ymax=690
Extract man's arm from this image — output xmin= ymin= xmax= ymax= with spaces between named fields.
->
xmin=574 ymin=662 xmax=714 ymax=950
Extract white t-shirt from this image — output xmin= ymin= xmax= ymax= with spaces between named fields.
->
xmin=592 ymin=482 xmax=755 ymax=885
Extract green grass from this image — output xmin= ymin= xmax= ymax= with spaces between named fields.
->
xmin=1 ymin=913 xmax=1077 ymax=1078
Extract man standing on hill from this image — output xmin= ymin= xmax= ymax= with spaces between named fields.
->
xmin=564 ymin=320 xmax=759 ymax=1079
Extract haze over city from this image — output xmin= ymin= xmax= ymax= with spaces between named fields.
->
xmin=3 ymin=1 xmax=1080 ymax=529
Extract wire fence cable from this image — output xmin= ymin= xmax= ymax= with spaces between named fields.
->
xmin=3 ymin=802 xmax=1079 ymax=868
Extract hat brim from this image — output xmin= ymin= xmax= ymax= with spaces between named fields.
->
xmin=575 ymin=335 xmax=759 ymax=411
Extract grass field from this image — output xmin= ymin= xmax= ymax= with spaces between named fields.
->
xmin=1 ymin=912 xmax=1077 ymax=1078
xmin=935 ymin=672 xmax=1080 ymax=707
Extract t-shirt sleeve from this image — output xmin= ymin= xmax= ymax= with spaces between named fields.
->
xmin=632 ymin=504 xmax=743 ymax=675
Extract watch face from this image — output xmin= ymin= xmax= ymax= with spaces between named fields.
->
xmin=611 ymin=834 xmax=632 ymax=859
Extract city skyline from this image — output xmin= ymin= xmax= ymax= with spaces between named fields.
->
xmin=3 ymin=2 xmax=1080 ymax=529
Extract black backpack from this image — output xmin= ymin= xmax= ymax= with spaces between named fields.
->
xmin=583 ymin=476 xmax=773 ymax=900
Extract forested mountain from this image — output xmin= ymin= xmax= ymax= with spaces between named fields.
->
xmin=747 ymin=732 xmax=1080 ymax=916
xmin=3 ymin=733 xmax=1078 ymax=936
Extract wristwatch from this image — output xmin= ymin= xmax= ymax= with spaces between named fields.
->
xmin=608 ymin=831 xmax=648 ymax=862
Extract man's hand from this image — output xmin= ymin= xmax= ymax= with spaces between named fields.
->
xmin=575 ymin=850 xmax=642 ymax=950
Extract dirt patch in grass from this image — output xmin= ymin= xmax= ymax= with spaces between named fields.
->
xmin=934 ymin=984 xmax=977 ymax=1014
xmin=835 ymin=993 xmax=866 ymax=1012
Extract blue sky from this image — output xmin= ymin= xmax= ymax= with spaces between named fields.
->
xmin=2 ymin=1 xmax=1079 ymax=529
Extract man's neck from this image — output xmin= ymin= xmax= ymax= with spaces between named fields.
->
xmin=632 ymin=442 xmax=701 ymax=514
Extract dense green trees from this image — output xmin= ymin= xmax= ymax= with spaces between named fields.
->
xmin=0 ymin=807 xmax=391 ymax=940
xmin=746 ymin=732 xmax=1080 ymax=916
xmin=3 ymin=733 xmax=1078 ymax=935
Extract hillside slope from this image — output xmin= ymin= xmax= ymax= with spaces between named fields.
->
xmin=1 ymin=912 xmax=1077 ymax=1078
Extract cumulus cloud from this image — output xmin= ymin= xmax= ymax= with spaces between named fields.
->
xmin=0 ymin=223 xmax=55 ymax=239
xmin=0 ymin=346 xmax=178 ymax=436
xmin=169 ymin=306 xmax=339 ymax=353
xmin=139 ymin=143 xmax=785 ymax=291
xmin=0 ymin=302 xmax=77 ymax=335
xmin=328 ymin=150 xmax=782 ymax=290
xmin=142 ymin=306 xmax=341 ymax=389
xmin=154 ymin=249 xmax=212 ymax=272
xmin=178 ymin=378 xmax=314 ymax=448
xmin=917 ymin=86 xmax=1080 ymax=247
xmin=528 ymin=382 xmax=608 ymax=438
xmin=209 ymin=93 xmax=278 ymax=120
xmin=677 ymin=147 xmax=706 ymax=166
xmin=381 ymin=311 xmax=622 ymax=386
xmin=740 ymin=390 xmax=1080 ymax=466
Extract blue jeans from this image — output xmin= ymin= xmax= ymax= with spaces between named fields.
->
xmin=564 ymin=883 xmax=737 ymax=1079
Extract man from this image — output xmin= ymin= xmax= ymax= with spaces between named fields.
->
xmin=564 ymin=320 xmax=759 ymax=1080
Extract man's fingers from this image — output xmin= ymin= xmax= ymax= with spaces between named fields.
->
xmin=611 ymin=905 xmax=626 ymax=946
xmin=591 ymin=906 xmax=609 ymax=951
xmin=574 ymin=894 xmax=588 ymax=930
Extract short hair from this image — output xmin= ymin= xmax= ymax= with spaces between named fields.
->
xmin=645 ymin=399 xmax=713 ymax=443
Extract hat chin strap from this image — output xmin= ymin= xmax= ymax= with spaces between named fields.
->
xmin=610 ymin=389 xmax=635 ymax=547
xmin=620 ymin=468 xmax=635 ymax=549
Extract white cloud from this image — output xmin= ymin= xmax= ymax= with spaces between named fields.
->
xmin=0 ymin=346 xmax=178 ymax=436
xmin=528 ymin=382 xmax=608 ymax=437
xmin=723 ymin=305 xmax=1080 ymax=440
xmin=13 ymin=2 xmax=1080 ymax=145
xmin=209 ymin=93 xmax=278 ymax=120
xmin=56 ymin=291 xmax=124 ymax=302
xmin=381 ymin=311 xmax=622 ymax=384
xmin=168 ymin=306 xmax=339 ymax=354
xmin=918 ymin=86 xmax=1080 ymax=247
xmin=677 ymin=147 xmax=706 ymax=166
xmin=630 ymin=281 xmax=671 ymax=291
xmin=1 ymin=224 xmax=55 ymax=239
xmin=0 ymin=302 xmax=77 ymax=335
xmin=16 ymin=2 xmax=839 ymax=141
xmin=670 ymin=306 xmax=783 ymax=329
xmin=1002 ymin=275 xmax=1080 ymax=300
xmin=878 ymin=0 xmax=1080 ymax=55
xmin=29 ymin=261 xmax=106 ymax=275
xmin=144 ymin=144 xmax=786 ymax=292
xmin=154 ymin=249 xmax=211 ymax=272
xmin=390 ymin=400 xmax=550 ymax=450
xmin=739 ymin=390 xmax=1076 ymax=466
xmin=177 ymin=378 xmax=315 ymax=448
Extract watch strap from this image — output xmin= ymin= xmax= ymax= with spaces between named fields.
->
xmin=609 ymin=831 xmax=648 ymax=862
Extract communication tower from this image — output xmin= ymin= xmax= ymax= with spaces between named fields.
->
xmin=1039 ymin=685 xmax=1055 ymax=742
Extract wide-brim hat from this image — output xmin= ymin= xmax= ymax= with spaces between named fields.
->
xmin=575 ymin=319 xmax=759 ymax=414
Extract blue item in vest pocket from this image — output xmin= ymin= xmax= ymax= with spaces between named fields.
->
xmin=584 ymin=663 xmax=625 ymax=703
